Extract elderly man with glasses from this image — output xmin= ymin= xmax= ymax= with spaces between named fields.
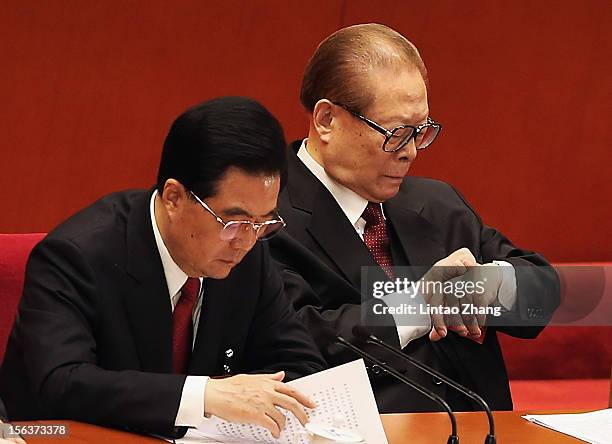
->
xmin=0 ymin=97 xmax=326 ymax=439
xmin=269 ymin=24 xmax=559 ymax=413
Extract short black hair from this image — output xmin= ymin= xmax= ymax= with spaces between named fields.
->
xmin=156 ymin=96 xmax=287 ymax=199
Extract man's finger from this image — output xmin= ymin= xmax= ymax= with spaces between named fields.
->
xmin=444 ymin=294 xmax=465 ymax=333
xmin=429 ymin=292 xmax=447 ymax=339
xmin=259 ymin=414 xmax=281 ymax=439
xmin=252 ymin=371 xmax=284 ymax=381
xmin=272 ymin=392 xmax=309 ymax=425
xmin=265 ymin=405 xmax=287 ymax=434
xmin=446 ymin=248 xmax=477 ymax=266
xmin=469 ymin=267 xmax=488 ymax=327
xmin=457 ymin=256 xmax=477 ymax=268
xmin=269 ymin=371 xmax=285 ymax=382
xmin=428 ymin=264 xmax=467 ymax=282
xmin=473 ymin=293 xmax=488 ymax=327
xmin=274 ymin=383 xmax=316 ymax=409
xmin=460 ymin=293 xmax=481 ymax=337
xmin=455 ymin=247 xmax=477 ymax=265
xmin=429 ymin=327 xmax=444 ymax=342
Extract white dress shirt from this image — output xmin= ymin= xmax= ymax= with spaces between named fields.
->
xmin=150 ymin=191 xmax=208 ymax=428
xmin=297 ymin=140 xmax=517 ymax=347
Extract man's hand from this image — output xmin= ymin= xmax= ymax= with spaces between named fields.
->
xmin=421 ymin=248 xmax=477 ymax=284
xmin=0 ymin=421 xmax=26 ymax=444
xmin=204 ymin=371 xmax=316 ymax=438
xmin=429 ymin=262 xmax=503 ymax=342
xmin=420 ymin=248 xmax=478 ymax=341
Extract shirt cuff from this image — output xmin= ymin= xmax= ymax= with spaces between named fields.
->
xmin=175 ymin=375 xmax=209 ymax=427
xmin=396 ymin=325 xmax=432 ymax=349
xmin=381 ymin=291 xmax=431 ymax=348
xmin=492 ymin=260 xmax=518 ymax=311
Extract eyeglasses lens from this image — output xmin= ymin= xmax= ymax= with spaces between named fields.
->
xmin=384 ymin=127 xmax=415 ymax=151
xmin=219 ymin=221 xmax=284 ymax=241
xmin=416 ymin=125 xmax=440 ymax=149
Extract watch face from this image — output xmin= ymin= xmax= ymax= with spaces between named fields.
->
xmin=305 ymin=423 xmax=364 ymax=443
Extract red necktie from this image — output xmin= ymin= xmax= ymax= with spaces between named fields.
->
xmin=362 ymin=202 xmax=395 ymax=280
xmin=172 ymin=277 xmax=200 ymax=373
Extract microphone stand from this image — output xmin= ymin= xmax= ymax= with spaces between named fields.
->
xmin=353 ymin=326 xmax=496 ymax=444
xmin=333 ymin=334 xmax=459 ymax=444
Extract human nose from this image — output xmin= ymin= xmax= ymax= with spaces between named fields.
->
xmin=395 ymin=137 xmax=418 ymax=162
xmin=229 ymin=227 xmax=258 ymax=251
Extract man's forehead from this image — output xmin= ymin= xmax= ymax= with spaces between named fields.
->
xmin=364 ymin=68 xmax=428 ymax=123
xmin=364 ymin=64 xmax=425 ymax=90
xmin=211 ymin=170 xmax=280 ymax=218
xmin=215 ymin=168 xmax=279 ymax=189
xmin=368 ymin=94 xmax=429 ymax=125
xmin=217 ymin=201 xmax=278 ymax=220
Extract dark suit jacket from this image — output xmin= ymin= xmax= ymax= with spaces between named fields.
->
xmin=269 ymin=141 xmax=559 ymax=413
xmin=0 ymin=189 xmax=325 ymax=436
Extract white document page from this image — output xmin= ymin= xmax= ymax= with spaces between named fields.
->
xmin=522 ymin=409 xmax=612 ymax=444
xmin=177 ymin=359 xmax=387 ymax=444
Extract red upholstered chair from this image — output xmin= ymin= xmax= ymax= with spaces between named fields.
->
xmin=501 ymin=263 xmax=612 ymax=410
xmin=609 ymin=365 xmax=612 ymax=407
xmin=0 ymin=233 xmax=45 ymax=361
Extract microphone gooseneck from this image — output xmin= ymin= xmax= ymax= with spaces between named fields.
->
xmin=323 ymin=329 xmax=459 ymax=444
xmin=352 ymin=325 xmax=496 ymax=444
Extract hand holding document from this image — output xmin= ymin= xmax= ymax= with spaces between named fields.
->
xmin=177 ymin=360 xmax=387 ymax=444
xmin=204 ymin=371 xmax=314 ymax=438
xmin=522 ymin=409 xmax=612 ymax=444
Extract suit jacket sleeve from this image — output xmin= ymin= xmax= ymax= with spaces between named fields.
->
xmin=16 ymin=237 xmax=186 ymax=436
xmin=448 ymin=184 xmax=561 ymax=338
xmin=243 ymin=243 xmax=327 ymax=380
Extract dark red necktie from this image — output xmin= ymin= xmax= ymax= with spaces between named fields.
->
xmin=172 ymin=277 xmax=200 ymax=374
xmin=362 ymin=202 xmax=395 ymax=280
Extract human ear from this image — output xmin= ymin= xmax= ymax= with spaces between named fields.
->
xmin=161 ymin=179 xmax=186 ymax=219
xmin=312 ymin=99 xmax=336 ymax=143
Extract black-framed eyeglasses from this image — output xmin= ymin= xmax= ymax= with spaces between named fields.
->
xmin=334 ymin=103 xmax=442 ymax=152
xmin=189 ymin=190 xmax=286 ymax=241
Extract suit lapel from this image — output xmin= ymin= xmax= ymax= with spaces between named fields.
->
xmin=307 ymin=188 xmax=378 ymax=290
xmin=125 ymin=189 xmax=174 ymax=373
xmin=285 ymin=141 xmax=378 ymax=290
xmin=383 ymin=198 xmax=447 ymax=268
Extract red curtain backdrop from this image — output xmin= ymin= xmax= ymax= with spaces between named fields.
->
xmin=1 ymin=0 xmax=610 ymax=262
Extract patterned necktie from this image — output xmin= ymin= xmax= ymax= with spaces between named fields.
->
xmin=362 ymin=202 xmax=395 ymax=280
xmin=172 ymin=277 xmax=200 ymax=374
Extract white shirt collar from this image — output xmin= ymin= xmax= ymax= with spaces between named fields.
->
xmin=150 ymin=190 xmax=189 ymax=299
xmin=297 ymin=139 xmax=369 ymax=227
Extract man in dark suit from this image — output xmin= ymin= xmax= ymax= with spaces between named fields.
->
xmin=0 ymin=97 xmax=325 ymax=438
xmin=270 ymin=24 xmax=559 ymax=412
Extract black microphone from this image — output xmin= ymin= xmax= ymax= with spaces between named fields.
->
xmin=352 ymin=325 xmax=496 ymax=444
xmin=322 ymin=329 xmax=459 ymax=444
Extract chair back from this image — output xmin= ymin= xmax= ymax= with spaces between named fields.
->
xmin=0 ymin=233 xmax=46 ymax=361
